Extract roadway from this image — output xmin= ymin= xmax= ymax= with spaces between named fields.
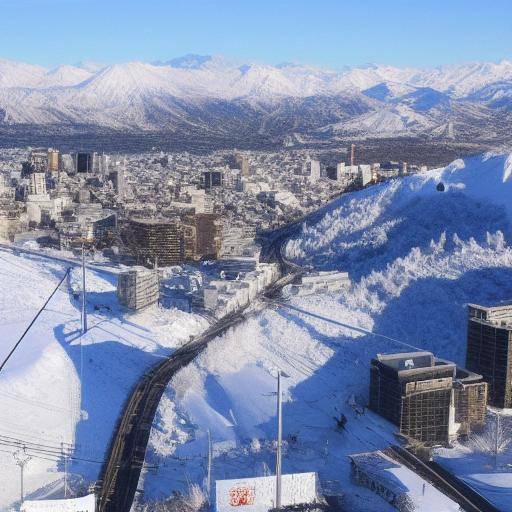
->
xmin=388 ymin=445 xmax=501 ymax=512
xmin=97 ymin=311 xmax=249 ymax=511
xmin=97 ymin=232 xmax=302 ymax=511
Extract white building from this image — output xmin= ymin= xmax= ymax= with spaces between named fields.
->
xmin=358 ymin=164 xmax=372 ymax=187
xmin=291 ymin=270 xmax=350 ymax=296
xmin=29 ymin=172 xmax=47 ymax=195
xmin=308 ymin=159 xmax=321 ymax=183
xmin=336 ymin=162 xmax=346 ymax=182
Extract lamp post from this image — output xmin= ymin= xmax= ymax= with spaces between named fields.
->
xmin=275 ymin=370 xmax=289 ymax=509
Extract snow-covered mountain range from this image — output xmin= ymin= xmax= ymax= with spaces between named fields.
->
xmin=1 ymin=55 xmax=512 ymax=140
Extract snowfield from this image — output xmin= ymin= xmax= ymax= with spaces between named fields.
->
xmin=0 ymin=253 xmax=208 ymax=510
xmin=138 ymin=152 xmax=512 ymax=511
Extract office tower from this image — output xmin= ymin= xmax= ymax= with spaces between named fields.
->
xmin=466 ymin=302 xmax=512 ymax=408
xmin=369 ymin=351 xmax=486 ymax=445
xmin=126 ymin=218 xmax=183 ymax=267
xmin=47 ymin=149 xmax=59 ymax=173
xmin=203 ymin=170 xmax=223 ymax=189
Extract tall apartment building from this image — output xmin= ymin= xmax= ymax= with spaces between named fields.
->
xmin=466 ymin=302 xmax=512 ymax=408
xmin=29 ymin=172 xmax=47 ymax=196
xmin=117 ymin=268 xmax=159 ymax=310
xmin=308 ymin=159 xmax=321 ymax=183
xmin=358 ymin=165 xmax=372 ymax=187
xmin=235 ymin=153 xmax=250 ymax=178
xmin=369 ymin=351 xmax=487 ymax=445
xmin=126 ymin=218 xmax=183 ymax=267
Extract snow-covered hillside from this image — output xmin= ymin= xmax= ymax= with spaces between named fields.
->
xmin=138 ymin=153 xmax=512 ymax=510
xmin=0 ymin=252 xmax=208 ymax=510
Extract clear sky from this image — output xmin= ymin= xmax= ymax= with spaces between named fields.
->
xmin=1 ymin=0 xmax=511 ymax=69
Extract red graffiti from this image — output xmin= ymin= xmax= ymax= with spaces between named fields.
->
xmin=229 ymin=486 xmax=256 ymax=506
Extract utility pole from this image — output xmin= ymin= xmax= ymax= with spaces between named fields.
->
xmin=81 ymin=244 xmax=87 ymax=334
xmin=206 ymin=429 xmax=212 ymax=502
xmin=62 ymin=442 xmax=68 ymax=498
xmin=276 ymin=371 xmax=283 ymax=509
xmin=13 ymin=446 xmax=31 ymax=506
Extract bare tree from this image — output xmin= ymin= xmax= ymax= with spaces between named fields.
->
xmin=468 ymin=411 xmax=511 ymax=467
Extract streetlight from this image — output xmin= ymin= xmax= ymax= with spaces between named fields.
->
xmin=275 ymin=370 xmax=289 ymax=510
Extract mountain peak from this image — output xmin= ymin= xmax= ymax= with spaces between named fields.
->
xmin=164 ymin=54 xmax=213 ymax=69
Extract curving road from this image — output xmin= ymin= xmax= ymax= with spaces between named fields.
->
xmin=97 ymin=311 xmax=249 ymax=511
xmin=97 ymin=233 xmax=302 ymax=511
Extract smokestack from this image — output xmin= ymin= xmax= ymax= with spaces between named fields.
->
xmin=350 ymin=144 xmax=356 ymax=167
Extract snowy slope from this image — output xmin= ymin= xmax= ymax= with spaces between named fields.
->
xmin=0 ymin=251 xmax=208 ymax=510
xmin=137 ymin=153 xmax=512 ymax=510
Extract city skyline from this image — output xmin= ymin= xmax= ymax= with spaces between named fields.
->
xmin=1 ymin=0 xmax=511 ymax=69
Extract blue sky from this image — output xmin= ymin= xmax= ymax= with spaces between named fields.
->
xmin=1 ymin=0 xmax=511 ymax=68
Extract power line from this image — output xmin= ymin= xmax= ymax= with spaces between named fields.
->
xmin=268 ymin=299 xmax=424 ymax=352
xmin=0 ymin=267 xmax=71 ymax=374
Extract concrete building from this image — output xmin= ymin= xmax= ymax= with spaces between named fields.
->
xmin=29 ymin=148 xmax=48 ymax=173
xmin=235 ymin=152 xmax=250 ymax=178
xmin=58 ymin=205 xmax=116 ymax=249
xmin=466 ymin=302 xmax=512 ymax=408
xmin=117 ymin=268 xmax=159 ymax=310
xmin=308 ymin=159 xmax=321 ymax=183
xmin=29 ymin=172 xmax=47 ymax=196
xmin=358 ymin=164 xmax=372 ymax=186
xmin=125 ymin=218 xmax=183 ymax=267
xmin=290 ymin=271 xmax=350 ymax=296
xmin=74 ymin=152 xmax=96 ymax=173
xmin=369 ymin=351 xmax=487 ymax=445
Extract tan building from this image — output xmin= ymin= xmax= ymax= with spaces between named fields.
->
xmin=47 ymin=148 xmax=59 ymax=172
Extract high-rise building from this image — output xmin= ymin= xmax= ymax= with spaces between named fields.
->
xmin=182 ymin=213 xmax=222 ymax=261
xmin=74 ymin=152 xmax=96 ymax=173
xmin=466 ymin=302 xmax=512 ymax=408
xmin=369 ymin=351 xmax=487 ymax=445
xmin=308 ymin=159 xmax=321 ymax=183
xmin=125 ymin=218 xmax=183 ymax=267
xmin=29 ymin=148 xmax=48 ymax=173
xmin=29 ymin=172 xmax=47 ymax=196
xmin=109 ymin=168 xmax=125 ymax=199
xmin=117 ymin=268 xmax=159 ymax=310
xmin=47 ymin=149 xmax=59 ymax=173
xmin=235 ymin=153 xmax=250 ymax=178
xmin=203 ymin=170 xmax=223 ymax=189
